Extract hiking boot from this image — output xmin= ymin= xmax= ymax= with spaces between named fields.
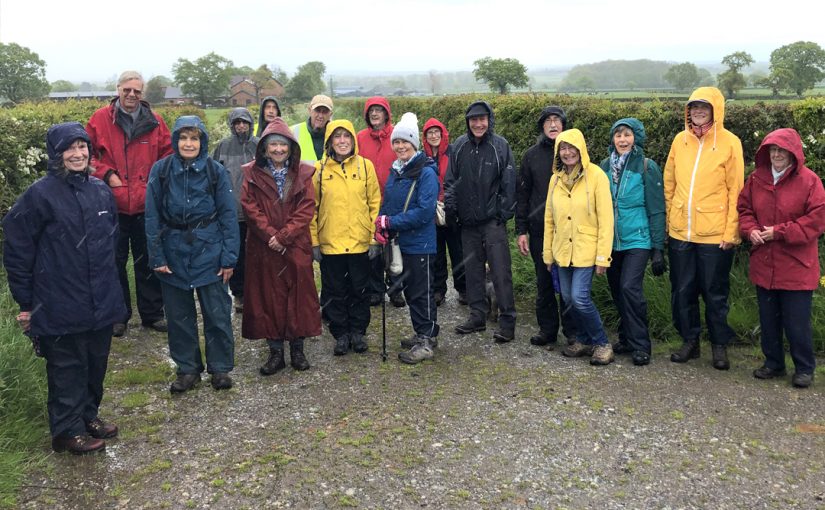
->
xmin=52 ymin=435 xmax=105 ymax=455
xmin=390 ymin=293 xmax=407 ymax=308
xmin=398 ymin=338 xmax=435 ymax=364
xmin=792 ymin=372 xmax=813 ymax=388
xmin=753 ymin=366 xmax=786 ymax=380
xmin=351 ymin=333 xmax=368 ymax=353
xmin=454 ymin=317 xmax=486 ymax=334
xmin=86 ymin=417 xmax=118 ymax=439
xmin=632 ymin=351 xmax=651 ymax=366
xmin=144 ymin=319 xmax=168 ymax=333
xmin=170 ymin=373 xmax=201 ymax=393
xmin=562 ymin=341 xmax=594 ymax=358
xmin=530 ymin=331 xmax=556 ymax=347
xmin=670 ymin=339 xmax=700 ymax=363
xmin=334 ymin=334 xmax=350 ymax=356
xmin=711 ymin=344 xmax=729 ymax=370
xmin=590 ymin=343 xmax=615 ymax=366
xmin=565 ymin=335 xmax=577 ymax=346
xmin=458 ymin=292 xmax=468 ymax=305
xmin=112 ymin=323 xmax=127 ymax=337
xmin=290 ymin=339 xmax=310 ymax=370
xmin=401 ymin=334 xmax=438 ymax=350
xmin=369 ymin=294 xmax=383 ymax=307
xmin=210 ymin=372 xmax=233 ymax=390
xmin=260 ymin=345 xmax=286 ymax=375
xmin=612 ymin=341 xmax=634 ymax=355
xmin=493 ymin=327 xmax=515 ymax=344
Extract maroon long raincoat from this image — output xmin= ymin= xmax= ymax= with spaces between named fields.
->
xmin=241 ymin=119 xmax=321 ymax=340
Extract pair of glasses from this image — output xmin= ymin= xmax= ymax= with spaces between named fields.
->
xmin=122 ymin=88 xmax=142 ymax=96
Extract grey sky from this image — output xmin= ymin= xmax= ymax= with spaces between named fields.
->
xmin=1 ymin=0 xmax=822 ymax=83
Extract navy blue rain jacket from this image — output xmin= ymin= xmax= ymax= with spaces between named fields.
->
xmin=145 ymin=116 xmax=240 ymax=290
xmin=379 ymin=151 xmax=439 ymax=255
xmin=2 ymin=122 xmax=128 ymax=336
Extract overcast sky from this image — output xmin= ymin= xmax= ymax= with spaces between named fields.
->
xmin=2 ymin=0 xmax=823 ymax=83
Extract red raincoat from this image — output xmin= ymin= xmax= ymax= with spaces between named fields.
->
xmin=356 ymin=97 xmax=394 ymax=192
xmin=422 ymin=118 xmax=450 ymax=201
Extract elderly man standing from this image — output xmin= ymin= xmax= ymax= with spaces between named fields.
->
xmin=291 ymin=94 xmax=333 ymax=163
xmin=86 ymin=70 xmax=173 ymax=337
xmin=444 ymin=101 xmax=517 ymax=343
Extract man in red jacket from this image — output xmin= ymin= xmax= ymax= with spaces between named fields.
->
xmin=86 ymin=70 xmax=173 ymax=337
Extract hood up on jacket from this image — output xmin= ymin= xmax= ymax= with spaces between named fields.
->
xmin=255 ymin=117 xmax=301 ymax=168
xmin=256 ymin=96 xmax=282 ymax=136
xmin=228 ymin=107 xmax=255 ymax=140
xmin=464 ymin=100 xmax=495 ymax=138
xmin=46 ymin=122 xmax=92 ymax=174
xmin=363 ymin=96 xmax=393 ymax=129
xmin=608 ymin=117 xmax=646 ymax=155
xmin=553 ymin=128 xmax=592 ymax=174
xmin=322 ymin=119 xmax=360 ymax=160
xmin=422 ymin=118 xmax=450 ymax=158
xmin=683 ymin=87 xmax=726 ymax=148
xmin=754 ymin=128 xmax=805 ymax=178
xmin=171 ymin=115 xmax=209 ymax=163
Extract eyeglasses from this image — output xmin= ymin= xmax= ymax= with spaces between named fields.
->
xmin=425 ymin=130 xmax=441 ymax=137
xmin=121 ymin=87 xmax=143 ymax=97
xmin=544 ymin=117 xmax=563 ymax=125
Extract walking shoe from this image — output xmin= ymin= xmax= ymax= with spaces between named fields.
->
xmin=590 ymin=343 xmax=615 ymax=365
xmin=290 ymin=339 xmax=310 ymax=370
xmin=670 ymin=339 xmax=700 ymax=363
xmin=170 ymin=373 xmax=201 ymax=393
xmin=144 ymin=319 xmax=168 ymax=333
xmin=454 ymin=318 xmax=486 ymax=334
xmin=493 ymin=327 xmax=515 ymax=344
xmin=562 ymin=341 xmax=594 ymax=358
xmin=612 ymin=341 xmax=634 ymax=355
xmin=565 ymin=335 xmax=577 ymax=346
xmin=398 ymin=338 xmax=434 ymax=364
xmin=792 ymin=372 xmax=813 ymax=388
xmin=112 ymin=323 xmax=127 ymax=337
xmin=52 ymin=435 xmax=105 ymax=455
xmin=457 ymin=292 xmax=468 ymax=305
xmin=401 ymin=334 xmax=438 ymax=349
xmin=210 ymin=373 xmax=233 ymax=390
xmin=86 ymin=417 xmax=118 ymax=439
xmin=529 ymin=331 xmax=556 ymax=347
xmin=333 ymin=334 xmax=350 ymax=356
xmin=351 ymin=333 xmax=369 ymax=353
xmin=753 ymin=366 xmax=787 ymax=379
xmin=368 ymin=294 xmax=383 ymax=307
xmin=632 ymin=351 xmax=651 ymax=366
xmin=390 ymin=293 xmax=407 ymax=308
xmin=434 ymin=292 xmax=445 ymax=307
xmin=260 ymin=346 xmax=285 ymax=375
xmin=711 ymin=344 xmax=730 ymax=370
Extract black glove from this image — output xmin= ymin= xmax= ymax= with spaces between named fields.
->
xmin=651 ymin=248 xmax=666 ymax=276
xmin=312 ymin=246 xmax=322 ymax=262
xmin=368 ymin=245 xmax=381 ymax=260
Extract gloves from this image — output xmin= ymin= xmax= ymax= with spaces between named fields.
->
xmin=368 ymin=245 xmax=381 ymax=260
xmin=375 ymin=215 xmax=391 ymax=231
xmin=374 ymin=229 xmax=388 ymax=245
xmin=651 ymin=248 xmax=666 ymax=276
xmin=312 ymin=246 xmax=322 ymax=262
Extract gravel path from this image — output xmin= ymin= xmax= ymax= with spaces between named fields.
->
xmin=19 ymin=289 xmax=825 ymax=509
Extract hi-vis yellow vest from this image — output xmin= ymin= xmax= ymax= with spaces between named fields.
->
xmin=292 ymin=122 xmax=319 ymax=163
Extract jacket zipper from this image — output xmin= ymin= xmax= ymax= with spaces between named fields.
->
xmin=686 ymin=138 xmax=704 ymax=242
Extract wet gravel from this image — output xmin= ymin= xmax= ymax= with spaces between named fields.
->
xmin=19 ymin=289 xmax=825 ymax=509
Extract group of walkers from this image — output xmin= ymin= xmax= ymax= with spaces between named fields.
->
xmin=3 ymin=71 xmax=824 ymax=455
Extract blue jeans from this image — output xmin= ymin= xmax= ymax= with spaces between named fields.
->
xmin=557 ymin=266 xmax=608 ymax=346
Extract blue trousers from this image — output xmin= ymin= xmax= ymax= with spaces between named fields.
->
xmin=161 ymin=280 xmax=234 ymax=375
xmin=557 ymin=266 xmax=609 ymax=346
xmin=388 ymin=253 xmax=439 ymax=338
xmin=757 ymin=287 xmax=815 ymax=375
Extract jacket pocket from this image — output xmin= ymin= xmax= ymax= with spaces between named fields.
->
xmin=668 ymin=199 xmax=687 ymax=232
xmin=577 ymin=224 xmax=598 ymax=237
xmin=694 ymin=202 xmax=725 ymax=236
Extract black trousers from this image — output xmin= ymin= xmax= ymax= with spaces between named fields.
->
xmin=388 ymin=253 xmax=439 ymax=338
xmin=607 ymin=248 xmax=651 ymax=353
xmin=433 ymin=224 xmax=466 ymax=296
xmin=462 ymin=220 xmax=516 ymax=330
xmin=320 ymin=252 xmax=371 ymax=339
xmin=39 ymin=327 xmax=113 ymax=438
xmin=668 ymin=238 xmax=735 ymax=345
xmin=756 ymin=287 xmax=815 ymax=375
xmin=117 ymin=213 xmax=164 ymax=324
xmin=529 ymin=233 xmax=577 ymax=339
xmin=229 ymin=221 xmax=247 ymax=299
xmin=367 ymin=256 xmax=403 ymax=299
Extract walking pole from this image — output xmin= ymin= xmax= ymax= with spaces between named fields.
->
xmin=381 ymin=241 xmax=388 ymax=362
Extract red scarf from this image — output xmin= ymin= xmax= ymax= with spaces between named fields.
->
xmin=691 ymin=121 xmax=713 ymax=138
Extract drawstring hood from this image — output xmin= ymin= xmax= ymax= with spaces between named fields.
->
xmin=683 ymin=87 xmax=725 ymax=152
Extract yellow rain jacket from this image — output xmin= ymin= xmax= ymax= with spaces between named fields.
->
xmin=543 ymin=129 xmax=614 ymax=268
xmin=310 ymin=120 xmax=382 ymax=255
xmin=663 ymin=87 xmax=744 ymax=244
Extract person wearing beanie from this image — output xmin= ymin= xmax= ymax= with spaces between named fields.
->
xmin=3 ymin=122 xmax=128 ymax=454
xmin=212 ymin=107 xmax=259 ymax=312
xmin=291 ymin=94 xmax=333 ymax=163
xmin=374 ymin=112 xmax=441 ymax=364
xmin=515 ymin=106 xmax=578 ymax=349
xmin=444 ymin=100 xmax=518 ymax=344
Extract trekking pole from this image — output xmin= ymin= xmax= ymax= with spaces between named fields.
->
xmin=381 ymin=242 xmax=388 ymax=362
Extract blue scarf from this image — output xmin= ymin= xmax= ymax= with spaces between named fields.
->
xmin=266 ymin=159 xmax=289 ymax=199
xmin=609 ymin=150 xmax=631 ymax=185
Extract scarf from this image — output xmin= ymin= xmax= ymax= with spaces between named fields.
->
xmin=690 ymin=121 xmax=713 ymax=138
xmin=266 ymin=159 xmax=289 ymax=199
xmin=609 ymin=150 xmax=631 ymax=185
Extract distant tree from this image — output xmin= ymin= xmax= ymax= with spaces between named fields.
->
xmin=572 ymin=75 xmax=596 ymax=92
xmin=769 ymin=41 xmax=825 ymax=97
xmin=173 ymin=52 xmax=234 ymax=105
xmin=51 ymin=80 xmax=77 ymax=92
xmin=625 ymin=80 xmax=638 ymax=91
xmin=755 ymin=72 xmax=786 ymax=98
xmin=473 ymin=57 xmax=528 ymax=94
xmin=717 ymin=51 xmax=753 ymax=98
xmin=697 ymin=68 xmax=715 ymax=86
xmin=145 ymin=75 xmax=172 ymax=104
xmin=79 ymin=81 xmax=93 ymax=92
xmin=748 ymin=72 xmax=767 ymax=87
xmin=231 ymin=65 xmax=255 ymax=76
xmin=387 ymin=77 xmax=406 ymax=90
xmin=0 ymin=42 xmax=50 ymax=104
xmin=249 ymin=64 xmax=277 ymax=101
xmin=664 ymin=62 xmax=700 ymax=91
xmin=270 ymin=65 xmax=289 ymax=85
xmin=429 ymin=70 xmax=440 ymax=94
xmin=285 ymin=61 xmax=326 ymax=102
